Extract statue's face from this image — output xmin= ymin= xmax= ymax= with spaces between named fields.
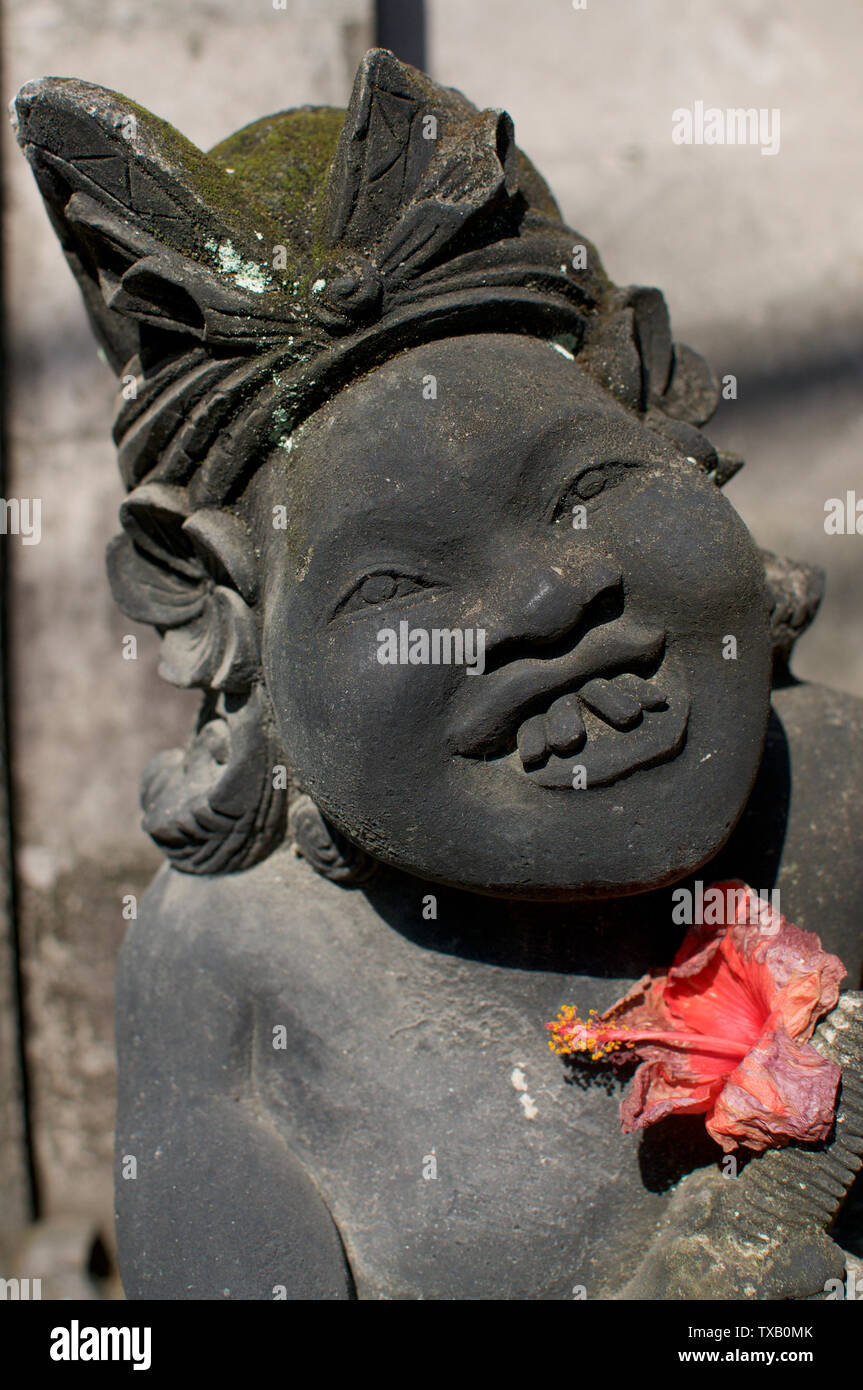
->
xmin=259 ymin=333 xmax=772 ymax=899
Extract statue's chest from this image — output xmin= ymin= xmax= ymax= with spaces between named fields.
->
xmin=252 ymin=923 xmax=672 ymax=1299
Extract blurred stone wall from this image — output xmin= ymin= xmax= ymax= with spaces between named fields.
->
xmin=2 ymin=0 xmax=861 ymax=1272
xmin=3 ymin=0 xmax=372 ymax=1254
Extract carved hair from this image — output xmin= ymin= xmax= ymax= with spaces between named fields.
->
xmin=14 ymin=49 xmax=821 ymax=877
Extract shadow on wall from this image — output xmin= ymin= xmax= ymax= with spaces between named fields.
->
xmin=713 ymin=338 xmax=863 ymax=412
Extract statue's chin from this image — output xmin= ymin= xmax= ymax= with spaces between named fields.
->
xmin=366 ymin=859 xmax=726 ymax=905
xmin=313 ymin=793 xmax=747 ymax=905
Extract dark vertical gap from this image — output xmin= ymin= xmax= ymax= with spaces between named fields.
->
xmin=0 ymin=59 xmax=41 ymax=1221
xmin=376 ymin=0 xmax=426 ymax=71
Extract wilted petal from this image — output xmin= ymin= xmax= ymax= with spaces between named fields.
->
xmin=706 ymin=1021 xmax=841 ymax=1154
xmin=596 ymin=970 xmax=667 ymax=1035
xmin=715 ymin=881 xmax=846 ymax=1038
xmin=758 ymin=933 xmax=845 ymax=1039
xmin=620 ymin=1059 xmax=720 ymax=1133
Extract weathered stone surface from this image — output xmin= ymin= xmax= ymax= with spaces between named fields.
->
xmin=8 ymin=20 xmax=863 ymax=1301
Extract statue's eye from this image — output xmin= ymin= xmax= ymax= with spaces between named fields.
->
xmin=334 ymin=571 xmax=428 ymax=618
xmin=551 ymin=460 xmax=642 ymax=521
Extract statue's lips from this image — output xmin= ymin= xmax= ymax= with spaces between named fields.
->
xmin=449 ymin=621 xmax=691 ymax=789
xmin=449 ymin=619 xmax=668 ymax=757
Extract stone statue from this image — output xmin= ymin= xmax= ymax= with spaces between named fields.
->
xmin=13 ymin=49 xmax=863 ymax=1300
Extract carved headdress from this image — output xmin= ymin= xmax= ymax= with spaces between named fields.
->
xmin=13 ymin=49 xmax=820 ymax=876
xmin=14 ymin=47 xmax=733 ymax=505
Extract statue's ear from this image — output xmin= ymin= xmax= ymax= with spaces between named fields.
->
xmin=761 ymin=549 xmax=825 ymax=675
xmin=106 ymin=483 xmax=260 ymax=692
xmin=12 ymin=78 xmax=297 ymax=367
xmin=106 ymin=485 xmax=289 ymax=876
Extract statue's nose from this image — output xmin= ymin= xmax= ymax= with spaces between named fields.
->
xmin=482 ymin=557 xmax=623 ymax=657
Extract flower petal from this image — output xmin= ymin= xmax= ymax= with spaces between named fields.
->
xmin=716 ymin=880 xmax=846 ymax=1039
xmin=754 ymin=935 xmax=845 ymax=1040
xmin=595 ymin=970 xmax=668 ymax=1036
xmin=665 ymin=936 xmax=768 ymax=1050
xmin=620 ymin=1058 xmax=721 ymax=1133
xmin=706 ymin=1021 xmax=841 ymax=1154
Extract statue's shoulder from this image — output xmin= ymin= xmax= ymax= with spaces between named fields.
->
xmin=122 ymin=846 xmax=368 ymax=1013
xmin=772 ymin=677 xmax=863 ymax=770
xmin=767 ymin=679 xmax=863 ymax=975
xmin=773 ymin=677 xmax=863 ymax=862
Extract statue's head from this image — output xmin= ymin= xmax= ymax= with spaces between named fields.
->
xmin=14 ymin=50 xmax=822 ymax=900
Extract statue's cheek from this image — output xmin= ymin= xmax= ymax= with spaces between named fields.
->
xmin=266 ymin=611 xmax=468 ymax=746
xmin=607 ymin=477 xmax=766 ymax=625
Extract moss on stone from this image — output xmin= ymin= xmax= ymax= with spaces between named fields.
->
xmin=209 ymin=107 xmax=346 ymax=253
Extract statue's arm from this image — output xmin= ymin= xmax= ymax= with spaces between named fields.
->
xmin=114 ymin=875 xmax=354 ymax=1300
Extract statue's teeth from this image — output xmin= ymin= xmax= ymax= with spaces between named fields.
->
xmin=546 ymin=693 xmax=586 ymax=754
xmin=517 ymin=714 xmax=548 ymax=768
xmin=626 ymin=675 xmax=668 ymax=710
xmin=579 ymin=678 xmax=643 ymax=730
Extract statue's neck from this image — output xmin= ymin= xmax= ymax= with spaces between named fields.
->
xmin=360 ymin=862 xmax=690 ymax=980
xmin=352 ymin=705 xmax=791 ymax=981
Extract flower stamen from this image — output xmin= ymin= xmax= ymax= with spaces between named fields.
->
xmin=546 ymin=1006 xmax=750 ymax=1061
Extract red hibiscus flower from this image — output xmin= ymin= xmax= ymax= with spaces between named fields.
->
xmin=547 ymin=882 xmax=846 ymax=1152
